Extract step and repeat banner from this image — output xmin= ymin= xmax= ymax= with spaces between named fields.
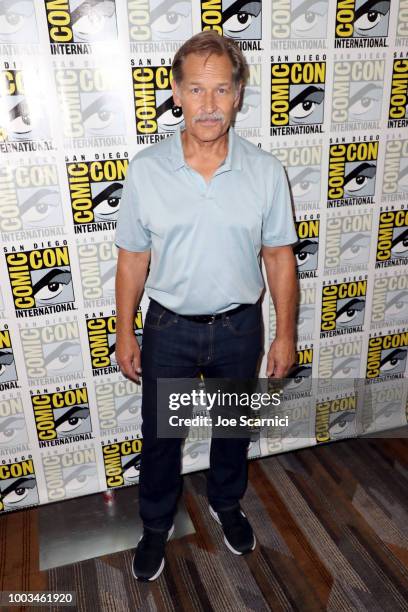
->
xmin=0 ymin=1 xmax=408 ymax=514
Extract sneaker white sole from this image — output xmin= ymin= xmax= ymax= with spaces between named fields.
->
xmin=208 ymin=505 xmax=256 ymax=555
xmin=132 ymin=524 xmax=175 ymax=581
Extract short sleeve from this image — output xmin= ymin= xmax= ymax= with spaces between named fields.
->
xmin=262 ymin=159 xmax=298 ymax=247
xmin=115 ymin=160 xmax=151 ymax=252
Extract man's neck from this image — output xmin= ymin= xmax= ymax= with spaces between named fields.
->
xmin=181 ymin=127 xmax=229 ymax=163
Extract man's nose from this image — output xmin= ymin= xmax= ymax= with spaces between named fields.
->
xmin=203 ymin=90 xmax=216 ymax=113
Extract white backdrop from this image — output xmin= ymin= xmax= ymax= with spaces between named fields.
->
xmin=0 ymin=0 xmax=407 ymax=513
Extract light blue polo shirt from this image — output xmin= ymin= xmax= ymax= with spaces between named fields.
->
xmin=115 ymin=125 xmax=298 ymax=315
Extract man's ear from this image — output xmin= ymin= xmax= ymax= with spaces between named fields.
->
xmin=171 ymin=80 xmax=182 ymax=107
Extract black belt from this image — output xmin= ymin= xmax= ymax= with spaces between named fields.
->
xmin=151 ymin=300 xmax=254 ymax=324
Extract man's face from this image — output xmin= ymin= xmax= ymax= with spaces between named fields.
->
xmin=172 ymin=52 xmax=241 ymax=142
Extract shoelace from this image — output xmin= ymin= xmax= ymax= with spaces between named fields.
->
xmin=139 ymin=529 xmax=168 ymax=551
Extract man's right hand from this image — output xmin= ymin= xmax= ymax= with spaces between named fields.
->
xmin=116 ymin=332 xmax=142 ymax=384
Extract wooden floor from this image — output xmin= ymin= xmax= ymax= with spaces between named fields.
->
xmin=1 ymin=434 xmax=408 ymax=611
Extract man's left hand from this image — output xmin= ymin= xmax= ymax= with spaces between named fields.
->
xmin=266 ymin=337 xmax=296 ymax=378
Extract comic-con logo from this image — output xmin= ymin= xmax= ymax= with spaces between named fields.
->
xmin=0 ymin=327 xmax=17 ymax=389
xmin=5 ymin=244 xmax=75 ymax=316
xmin=376 ymin=209 xmax=408 ymax=267
xmin=86 ymin=311 xmax=143 ymax=376
xmin=20 ymin=319 xmax=83 ymax=384
xmin=200 ymin=0 xmax=262 ymax=48
xmin=31 ymin=386 xmax=92 ymax=447
xmin=0 ymin=67 xmax=51 ymax=148
xmin=0 ymin=159 xmax=63 ymax=237
xmin=67 ymin=157 xmax=128 ymax=232
xmin=42 ymin=446 xmax=97 ymax=500
xmin=334 ymin=0 xmax=390 ymax=47
xmin=272 ymin=142 xmax=322 ymax=212
xmin=271 ymin=0 xmax=329 ymax=45
xmin=54 ymin=66 xmax=125 ymax=145
xmin=325 ymin=210 xmax=372 ymax=274
xmin=102 ymin=438 xmax=142 ymax=487
xmin=371 ymin=272 xmax=408 ymax=328
xmin=294 ymin=217 xmax=319 ymax=278
xmin=320 ymin=279 xmax=367 ymax=337
xmin=331 ymin=58 xmax=384 ymax=130
xmin=0 ymin=0 xmax=38 ymax=45
xmin=388 ymin=58 xmax=408 ymax=128
xmin=127 ymin=0 xmax=192 ymax=43
xmin=315 ymin=395 xmax=357 ymax=443
xmin=77 ymin=239 xmax=117 ymax=307
xmin=366 ymin=332 xmax=408 ymax=379
xmin=327 ymin=140 xmax=378 ymax=207
xmin=284 ymin=347 xmax=313 ymax=398
xmin=382 ymin=137 xmax=408 ymax=202
xmin=132 ymin=65 xmax=183 ymax=143
xmin=45 ymin=0 xmax=118 ymax=50
xmin=270 ymin=59 xmax=326 ymax=136
xmin=0 ymin=395 xmax=29 ymax=453
xmin=95 ymin=379 xmax=141 ymax=434
xmin=0 ymin=459 xmax=38 ymax=512
xmin=319 ymin=338 xmax=362 ymax=378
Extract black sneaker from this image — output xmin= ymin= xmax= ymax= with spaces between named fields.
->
xmin=209 ymin=505 xmax=256 ymax=555
xmin=132 ymin=524 xmax=174 ymax=581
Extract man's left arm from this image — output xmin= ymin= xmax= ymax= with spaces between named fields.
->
xmin=262 ymin=244 xmax=298 ymax=377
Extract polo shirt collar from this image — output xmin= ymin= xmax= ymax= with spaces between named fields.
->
xmin=170 ymin=124 xmax=242 ymax=172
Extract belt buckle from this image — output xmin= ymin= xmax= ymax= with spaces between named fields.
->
xmin=207 ymin=315 xmax=216 ymax=325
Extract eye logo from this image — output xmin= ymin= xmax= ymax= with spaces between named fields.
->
xmin=366 ymin=333 xmax=408 ymax=379
xmin=316 ymin=396 xmax=356 ymax=443
xmin=321 ymin=280 xmax=367 ymax=335
xmin=294 ymin=219 xmax=319 ymax=276
xmin=54 ymin=69 xmax=125 ymax=142
xmin=67 ymin=158 xmax=128 ymax=231
xmin=0 ymin=328 xmax=17 ymax=386
xmin=376 ymin=209 xmax=408 ymax=267
xmin=270 ymin=62 xmax=326 ymax=135
xmin=335 ymin=0 xmax=390 ymax=43
xmin=327 ymin=141 xmax=378 ymax=207
xmin=200 ymin=0 xmax=262 ymax=40
xmin=102 ymin=439 xmax=143 ymax=488
xmin=132 ymin=66 xmax=183 ymax=141
xmin=271 ymin=0 xmax=329 ymax=41
xmin=5 ymin=246 xmax=75 ymax=315
xmin=31 ymin=387 xmax=92 ymax=446
xmin=45 ymin=0 xmax=118 ymax=45
xmin=0 ymin=460 xmax=38 ymax=512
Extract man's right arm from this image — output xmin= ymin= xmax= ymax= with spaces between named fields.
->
xmin=115 ymin=247 xmax=150 ymax=383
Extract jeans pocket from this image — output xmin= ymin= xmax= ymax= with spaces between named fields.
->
xmin=145 ymin=303 xmax=178 ymax=331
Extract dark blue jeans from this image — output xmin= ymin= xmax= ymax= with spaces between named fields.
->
xmin=139 ymin=298 xmax=263 ymax=531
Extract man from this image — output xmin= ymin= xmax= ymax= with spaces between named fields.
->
xmin=115 ymin=31 xmax=298 ymax=582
